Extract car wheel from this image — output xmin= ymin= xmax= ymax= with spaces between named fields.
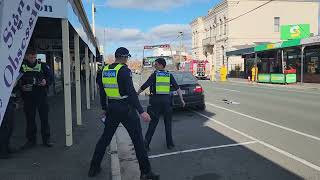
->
xmin=198 ymin=104 xmax=206 ymax=111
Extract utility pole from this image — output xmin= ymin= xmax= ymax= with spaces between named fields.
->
xmin=103 ymin=28 xmax=106 ymax=66
xmin=179 ymin=32 xmax=183 ymax=63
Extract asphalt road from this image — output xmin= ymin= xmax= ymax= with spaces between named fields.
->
xmin=133 ymin=75 xmax=320 ymax=180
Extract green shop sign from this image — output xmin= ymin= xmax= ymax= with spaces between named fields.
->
xmin=281 ymin=24 xmax=310 ymax=40
xmin=271 ymin=74 xmax=285 ymax=84
xmin=258 ymin=74 xmax=271 ymax=83
xmin=286 ymin=74 xmax=297 ymax=84
xmin=255 ymin=39 xmax=301 ymax=52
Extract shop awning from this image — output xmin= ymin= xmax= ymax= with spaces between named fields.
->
xmin=226 ymin=47 xmax=255 ymax=57
xmin=301 ymin=36 xmax=320 ymax=46
xmin=254 ymin=39 xmax=301 ymax=52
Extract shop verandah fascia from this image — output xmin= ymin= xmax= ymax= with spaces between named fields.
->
xmin=32 ymin=0 xmax=102 ymax=146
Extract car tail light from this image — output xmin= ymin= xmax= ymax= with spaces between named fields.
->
xmin=194 ymin=86 xmax=203 ymax=93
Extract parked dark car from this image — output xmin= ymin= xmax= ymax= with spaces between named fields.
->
xmin=170 ymin=71 xmax=205 ymax=110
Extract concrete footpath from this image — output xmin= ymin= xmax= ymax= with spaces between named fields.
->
xmin=0 ymin=88 xmax=112 ymax=180
xmin=115 ymin=95 xmax=150 ymax=180
xmin=227 ymin=78 xmax=320 ymax=90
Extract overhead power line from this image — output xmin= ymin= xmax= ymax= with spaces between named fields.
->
xmin=226 ymin=0 xmax=274 ymax=24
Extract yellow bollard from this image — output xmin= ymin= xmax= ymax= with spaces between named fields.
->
xmin=220 ymin=65 xmax=227 ymax=82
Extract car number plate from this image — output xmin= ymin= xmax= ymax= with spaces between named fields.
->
xmin=173 ymin=90 xmax=186 ymax=95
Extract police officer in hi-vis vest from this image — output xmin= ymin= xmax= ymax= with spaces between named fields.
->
xmin=19 ymin=48 xmax=54 ymax=149
xmin=137 ymin=58 xmax=185 ymax=151
xmin=89 ymin=47 xmax=159 ymax=180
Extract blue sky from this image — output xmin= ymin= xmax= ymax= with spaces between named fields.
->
xmin=82 ymin=0 xmax=221 ymax=58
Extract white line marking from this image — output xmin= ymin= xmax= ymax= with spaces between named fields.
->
xmin=193 ymin=111 xmax=320 ymax=172
xmin=206 ymin=102 xmax=320 ymax=142
xmin=211 ymin=87 xmax=241 ymax=93
xmin=149 ymin=141 xmax=257 ymax=159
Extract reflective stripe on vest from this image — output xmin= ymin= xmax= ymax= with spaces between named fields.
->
xmin=156 ymin=71 xmax=171 ymax=94
xmin=102 ymin=64 xmax=126 ymax=99
xmin=22 ymin=63 xmax=41 ymax=72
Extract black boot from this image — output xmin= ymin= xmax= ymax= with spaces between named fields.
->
xmin=21 ymin=140 xmax=36 ymax=150
xmin=167 ymin=144 xmax=175 ymax=150
xmin=43 ymin=140 xmax=54 ymax=148
xmin=140 ymin=171 xmax=160 ymax=180
xmin=88 ymin=166 xmax=101 ymax=177
xmin=7 ymin=146 xmax=18 ymax=154
xmin=0 ymin=147 xmax=10 ymax=159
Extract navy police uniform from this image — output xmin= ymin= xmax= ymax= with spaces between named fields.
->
xmin=19 ymin=60 xmax=53 ymax=146
xmin=91 ymin=63 xmax=153 ymax=176
xmin=0 ymin=94 xmax=16 ymax=158
xmin=140 ymin=70 xmax=179 ymax=149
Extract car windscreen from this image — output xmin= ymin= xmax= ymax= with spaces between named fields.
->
xmin=172 ymin=72 xmax=197 ymax=85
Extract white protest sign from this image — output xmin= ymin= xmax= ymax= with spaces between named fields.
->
xmin=0 ymin=0 xmax=44 ymax=125
xmin=39 ymin=0 xmax=67 ymax=19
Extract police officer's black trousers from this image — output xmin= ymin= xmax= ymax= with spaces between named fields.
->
xmin=90 ymin=100 xmax=151 ymax=174
xmin=145 ymin=97 xmax=174 ymax=147
xmin=23 ymin=95 xmax=50 ymax=143
xmin=0 ymin=102 xmax=14 ymax=153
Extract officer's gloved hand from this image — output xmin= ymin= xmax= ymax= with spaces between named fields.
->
xmin=38 ymin=79 xmax=47 ymax=86
xmin=140 ymin=112 xmax=151 ymax=122
xmin=101 ymin=110 xmax=107 ymax=117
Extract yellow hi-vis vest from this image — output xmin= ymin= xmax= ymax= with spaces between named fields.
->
xmin=102 ymin=64 xmax=127 ymax=99
xmin=21 ymin=63 xmax=42 ymax=72
xmin=155 ymin=71 xmax=171 ymax=95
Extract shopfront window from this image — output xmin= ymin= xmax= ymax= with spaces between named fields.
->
xmin=274 ymin=17 xmax=280 ymax=32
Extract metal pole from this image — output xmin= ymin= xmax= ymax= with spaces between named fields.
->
xmin=301 ymin=46 xmax=305 ymax=84
xmin=103 ymin=28 xmax=106 ymax=66
xmin=74 ymin=33 xmax=82 ymax=126
xmin=227 ymin=57 xmax=229 ymax=79
xmin=179 ymin=32 xmax=183 ymax=64
xmin=94 ymin=56 xmax=97 ymax=95
xmin=254 ymin=53 xmax=258 ymax=82
xmin=85 ymin=47 xmax=90 ymax=109
xmin=169 ymin=45 xmax=174 ymax=69
xmin=281 ymin=50 xmax=284 ymax=74
xmin=61 ymin=19 xmax=73 ymax=146
xmin=90 ymin=54 xmax=94 ymax=100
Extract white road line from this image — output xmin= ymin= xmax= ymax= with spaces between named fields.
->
xmin=206 ymin=102 xmax=320 ymax=142
xmin=149 ymin=141 xmax=257 ymax=159
xmin=193 ymin=111 xmax=320 ymax=172
xmin=228 ymin=82 xmax=320 ymax=95
xmin=211 ymin=87 xmax=241 ymax=93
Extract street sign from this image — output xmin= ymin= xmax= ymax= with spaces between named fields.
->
xmin=281 ymin=24 xmax=310 ymax=40
xmin=144 ymin=44 xmax=170 ymax=49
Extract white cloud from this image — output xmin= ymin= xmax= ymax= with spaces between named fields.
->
xmin=95 ymin=24 xmax=192 ymax=58
xmin=106 ymin=0 xmax=194 ymax=11
xmin=150 ymin=24 xmax=191 ymax=40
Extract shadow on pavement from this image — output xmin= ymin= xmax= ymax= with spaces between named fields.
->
xmin=139 ymin=107 xmax=305 ymax=180
xmin=0 ymin=87 xmax=111 ymax=180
